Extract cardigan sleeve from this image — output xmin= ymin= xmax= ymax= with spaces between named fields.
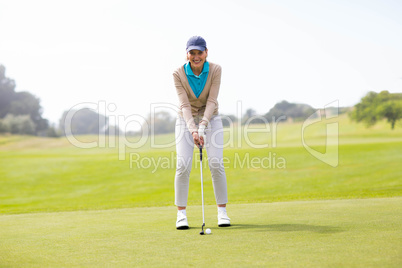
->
xmin=201 ymin=64 xmax=221 ymax=126
xmin=173 ymin=71 xmax=197 ymax=133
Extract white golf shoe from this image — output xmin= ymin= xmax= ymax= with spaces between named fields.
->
xmin=176 ymin=210 xmax=189 ymax=230
xmin=218 ymin=210 xmax=231 ymax=227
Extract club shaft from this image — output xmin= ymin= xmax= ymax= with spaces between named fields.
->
xmin=200 ymin=158 xmax=205 ymax=225
xmin=200 ymin=147 xmax=205 ymax=226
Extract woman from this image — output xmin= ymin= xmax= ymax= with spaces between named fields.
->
xmin=173 ymin=36 xmax=230 ymax=229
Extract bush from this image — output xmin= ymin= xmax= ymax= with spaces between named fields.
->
xmin=0 ymin=120 xmax=7 ymax=133
xmin=0 ymin=114 xmax=36 ymax=135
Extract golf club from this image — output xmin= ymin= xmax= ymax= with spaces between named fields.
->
xmin=199 ymin=145 xmax=206 ymax=235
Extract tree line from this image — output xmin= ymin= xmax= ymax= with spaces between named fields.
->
xmin=1 ymin=63 xmax=400 ymax=137
xmin=66 ymin=91 xmax=400 ymax=135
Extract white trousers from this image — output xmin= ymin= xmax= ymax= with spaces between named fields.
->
xmin=174 ymin=115 xmax=228 ymax=207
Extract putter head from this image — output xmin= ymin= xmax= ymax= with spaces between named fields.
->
xmin=200 ymin=223 xmax=205 ymax=235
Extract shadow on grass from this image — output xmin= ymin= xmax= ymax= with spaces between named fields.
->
xmin=229 ymin=224 xmax=343 ymax=233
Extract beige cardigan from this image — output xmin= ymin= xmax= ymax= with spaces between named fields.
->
xmin=173 ymin=62 xmax=222 ymax=133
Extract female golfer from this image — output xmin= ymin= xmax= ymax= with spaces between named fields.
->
xmin=173 ymin=36 xmax=230 ymax=229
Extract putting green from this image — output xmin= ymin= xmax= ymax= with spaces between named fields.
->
xmin=1 ymin=198 xmax=401 ymax=267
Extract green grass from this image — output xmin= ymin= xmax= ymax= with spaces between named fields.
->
xmin=0 ymin=198 xmax=401 ymax=267
xmin=1 ymin=115 xmax=401 ymax=214
xmin=0 ymin=114 xmax=401 ymax=267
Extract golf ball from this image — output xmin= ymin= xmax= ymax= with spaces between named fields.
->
xmin=206 ymin=228 xmax=211 ymax=234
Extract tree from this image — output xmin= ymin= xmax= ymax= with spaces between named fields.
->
xmin=350 ymin=91 xmax=402 ymax=129
xmin=0 ymin=120 xmax=7 ymax=133
xmin=221 ymin=114 xmax=237 ymax=127
xmin=0 ymin=65 xmax=17 ymax=118
xmin=44 ymin=126 xmax=60 ymax=138
xmin=0 ymin=64 xmax=48 ymax=134
xmin=145 ymin=111 xmax=175 ymax=134
xmin=0 ymin=114 xmax=36 ymax=135
xmin=241 ymin=108 xmax=268 ymax=125
xmin=378 ymin=101 xmax=402 ymax=129
xmin=241 ymin=109 xmax=256 ymax=124
xmin=264 ymin=101 xmax=316 ymax=122
xmin=59 ymin=108 xmax=108 ymax=136
xmin=104 ymin=125 xmax=122 ymax=136
xmin=9 ymin=91 xmax=48 ymax=132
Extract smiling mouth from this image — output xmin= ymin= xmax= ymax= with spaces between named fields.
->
xmin=193 ymin=60 xmax=202 ymax=64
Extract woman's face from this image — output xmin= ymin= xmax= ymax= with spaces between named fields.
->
xmin=187 ymin=49 xmax=208 ymax=68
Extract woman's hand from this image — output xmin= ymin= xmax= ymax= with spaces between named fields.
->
xmin=192 ymin=131 xmax=204 ymax=148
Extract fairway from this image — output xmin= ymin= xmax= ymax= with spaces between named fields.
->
xmin=1 ymin=115 xmax=402 ymax=214
xmin=1 ymin=115 xmax=402 ymax=267
xmin=0 ymin=198 xmax=401 ymax=267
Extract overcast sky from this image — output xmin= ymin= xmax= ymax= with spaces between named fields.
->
xmin=1 ymin=0 xmax=401 ymax=130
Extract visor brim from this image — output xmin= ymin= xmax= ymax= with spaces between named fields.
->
xmin=186 ymin=46 xmax=206 ymax=53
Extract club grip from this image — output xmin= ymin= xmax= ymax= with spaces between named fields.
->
xmin=199 ymin=146 xmax=202 ymax=161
